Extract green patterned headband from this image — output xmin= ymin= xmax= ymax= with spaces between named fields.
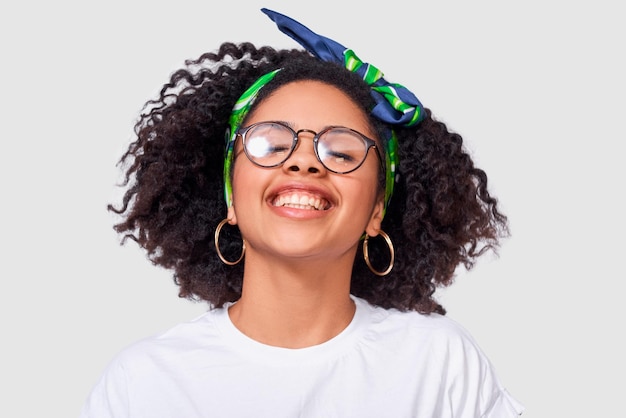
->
xmin=223 ymin=9 xmax=425 ymax=212
xmin=223 ymin=70 xmax=281 ymax=208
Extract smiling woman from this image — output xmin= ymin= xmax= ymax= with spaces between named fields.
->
xmin=227 ymin=80 xmax=384 ymax=284
xmin=79 ymin=8 xmax=524 ymax=418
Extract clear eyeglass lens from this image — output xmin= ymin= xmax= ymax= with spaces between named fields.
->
xmin=244 ymin=123 xmax=294 ymax=166
xmin=243 ymin=122 xmax=368 ymax=172
xmin=317 ymin=128 xmax=367 ymax=173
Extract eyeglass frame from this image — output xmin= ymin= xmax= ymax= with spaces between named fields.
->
xmin=235 ymin=120 xmax=385 ymax=175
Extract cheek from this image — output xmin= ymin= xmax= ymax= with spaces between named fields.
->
xmin=341 ymin=172 xmax=381 ymax=207
xmin=360 ymin=158 xmax=385 ymax=197
xmin=231 ymin=159 xmax=269 ymax=207
xmin=231 ymin=164 xmax=250 ymax=206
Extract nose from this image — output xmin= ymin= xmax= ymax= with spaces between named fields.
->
xmin=283 ymin=129 xmax=325 ymax=174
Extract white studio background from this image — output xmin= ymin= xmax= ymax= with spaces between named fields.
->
xmin=1 ymin=1 xmax=623 ymax=417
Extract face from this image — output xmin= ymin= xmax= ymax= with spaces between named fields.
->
xmin=229 ymin=80 xmax=384 ymax=262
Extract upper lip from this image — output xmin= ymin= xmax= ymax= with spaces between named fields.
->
xmin=267 ymin=182 xmax=334 ymax=210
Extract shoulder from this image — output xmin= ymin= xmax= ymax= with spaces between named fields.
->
xmin=357 ymin=296 xmax=480 ymax=349
xmin=79 ymin=309 xmax=225 ymax=418
xmin=356 ymin=296 xmax=497 ymax=382
xmin=355 ymin=298 xmax=525 ymax=416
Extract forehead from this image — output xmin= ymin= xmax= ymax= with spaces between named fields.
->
xmin=246 ymin=81 xmax=375 ymax=136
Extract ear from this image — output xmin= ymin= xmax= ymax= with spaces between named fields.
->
xmin=227 ymin=205 xmax=238 ymax=225
xmin=365 ymin=197 xmax=384 ymax=237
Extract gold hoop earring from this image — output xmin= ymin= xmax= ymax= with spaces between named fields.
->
xmin=214 ymin=218 xmax=246 ymax=265
xmin=363 ymin=230 xmax=395 ymax=276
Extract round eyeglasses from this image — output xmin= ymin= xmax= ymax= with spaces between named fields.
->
xmin=236 ymin=121 xmax=383 ymax=174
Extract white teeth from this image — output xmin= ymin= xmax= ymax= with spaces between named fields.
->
xmin=274 ymin=192 xmax=326 ymax=210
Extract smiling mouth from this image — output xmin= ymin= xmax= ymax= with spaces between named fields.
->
xmin=272 ymin=192 xmax=331 ymax=211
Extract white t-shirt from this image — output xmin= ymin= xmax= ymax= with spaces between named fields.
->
xmin=80 ymin=296 xmax=524 ymax=417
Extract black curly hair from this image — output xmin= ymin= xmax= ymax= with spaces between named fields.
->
xmin=109 ymin=42 xmax=508 ymax=315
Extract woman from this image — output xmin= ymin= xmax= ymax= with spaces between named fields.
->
xmin=80 ymin=8 xmax=524 ymax=417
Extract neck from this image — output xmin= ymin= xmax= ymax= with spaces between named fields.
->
xmin=228 ymin=251 xmax=356 ymax=348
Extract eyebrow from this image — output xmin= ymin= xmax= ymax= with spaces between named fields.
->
xmin=274 ymin=120 xmax=296 ymax=129
xmin=261 ymin=120 xmax=349 ymax=133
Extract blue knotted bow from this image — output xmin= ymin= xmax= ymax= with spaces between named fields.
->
xmin=261 ymin=8 xmax=424 ymax=127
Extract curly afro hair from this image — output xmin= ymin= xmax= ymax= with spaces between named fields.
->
xmin=110 ymin=42 xmax=508 ymax=315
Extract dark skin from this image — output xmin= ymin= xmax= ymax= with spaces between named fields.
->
xmin=110 ymin=43 xmax=508 ymax=317
xmin=225 ymin=80 xmax=384 ymax=348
